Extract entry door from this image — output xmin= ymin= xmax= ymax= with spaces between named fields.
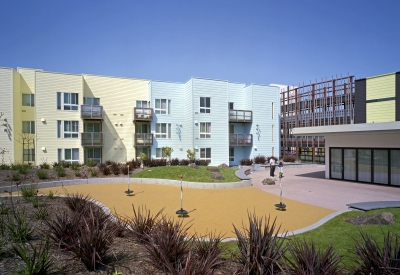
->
xmin=330 ymin=148 xmax=342 ymax=179
xmin=343 ymin=149 xmax=356 ymax=181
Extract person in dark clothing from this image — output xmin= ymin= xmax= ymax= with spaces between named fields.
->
xmin=269 ymin=157 xmax=276 ymax=177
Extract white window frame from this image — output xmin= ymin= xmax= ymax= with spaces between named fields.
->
xmin=156 ymin=148 xmax=167 ymax=159
xmin=23 ymin=148 xmax=35 ymax=162
xmin=136 ymin=100 xmax=149 ymax=108
xmin=58 ymin=148 xmax=79 ymax=164
xmin=57 ymin=92 xmax=79 ymax=111
xmin=155 ymin=123 xmax=171 ymax=139
xmin=200 ymin=148 xmax=211 ymax=161
xmin=57 ymin=120 xmax=79 ymax=138
xmin=200 ymin=122 xmax=211 ymax=139
xmin=200 ymin=97 xmax=211 ymax=113
xmin=22 ymin=94 xmax=34 ymax=107
xmin=22 ymin=121 xmax=35 ymax=134
xmin=155 ymin=99 xmax=171 ymax=114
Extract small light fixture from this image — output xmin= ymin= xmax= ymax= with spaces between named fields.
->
xmin=3 ymin=129 xmax=7 ymax=132
xmin=119 ymin=122 xmax=123 ymax=125
xmin=3 ymin=118 xmax=7 ymax=122
xmin=194 ymin=146 xmax=198 ymax=150
xmin=41 ymin=118 xmax=46 ymax=122
xmin=194 ymin=120 xmax=198 ymax=124
xmin=41 ymin=147 xmax=46 ymax=151
xmin=114 ymin=122 xmax=118 ymax=125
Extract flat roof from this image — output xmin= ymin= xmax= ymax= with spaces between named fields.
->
xmin=292 ymin=121 xmax=400 ymax=136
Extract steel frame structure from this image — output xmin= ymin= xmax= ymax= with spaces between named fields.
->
xmin=280 ymin=75 xmax=355 ymax=163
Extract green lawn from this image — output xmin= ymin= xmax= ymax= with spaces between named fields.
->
xmin=132 ymin=166 xmax=240 ymax=183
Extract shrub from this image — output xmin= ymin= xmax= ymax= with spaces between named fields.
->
xmin=143 ymin=158 xmax=152 ymax=167
xmin=21 ymin=184 xmax=38 ymax=202
xmin=283 ymin=155 xmax=296 ymax=162
xmin=284 ymin=238 xmax=343 ymax=275
xmin=180 ymin=159 xmax=190 ymax=166
xmin=12 ymin=239 xmax=57 ymax=275
xmin=144 ymin=216 xmax=193 ymax=272
xmin=89 ymin=167 xmax=98 ymax=177
xmin=124 ymin=205 xmax=164 ymax=243
xmin=192 ymin=232 xmax=226 ymax=270
xmin=75 ymin=171 xmax=80 ymax=177
xmin=48 ymin=190 xmax=57 ymax=200
xmin=110 ymin=162 xmax=120 ymax=175
xmin=17 ymin=164 xmax=30 ymax=174
xmin=121 ymin=165 xmax=129 ymax=175
xmin=170 ymin=158 xmax=180 ymax=166
xmin=64 ymin=192 xmax=92 ymax=213
xmin=239 ymin=158 xmax=253 ymax=166
xmin=70 ymin=162 xmax=79 ymax=171
xmin=39 ymin=158 xmax=50 ymax=169
xmin=12 ymin=172 xmax=21 ymax=181
xmin=86 ymin=158 xmax=97 ymax=167
xmin=102 ymin=166 xmax=111 ymax=176
xmin=197 ymin=159 xmax=210 ymax=166
xmin=58 ymin=160 xmax=70 ymax=168
xmin=351 ymin=230 xmax=400 ymax=275
xmin=55 ymin=166 xmax=66 ymax=177
xmin=151 ymin=159 xmax=166 ymax=167
xmin=98 ymin=162 xmax=107 ymax=172
xmin=233 ymin=212 xmax=287 ymax=274
xmin=34 ymin=204 xmax=49 ymax=220
xmin=36 ymin=169 xmax=48 ymax=180
xmin=186 ymin=149 xmax=196 ymax=163
xmin=31 ymin=196 xmax=40 ymax=208
xmin=51 ymin=161 xmax=59 ymax=168
xmin=253 ymin=155 xmax=267 ymax=164
xmin=105 ymin=160 xmax=112 ymax=165
xmin=5 ymin=207 xmax=34 ymax=242
xmin=0 ymin=163 xmax=10 ymax=170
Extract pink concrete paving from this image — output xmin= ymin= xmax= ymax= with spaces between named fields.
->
xmin=251 ymin=165 xmax=400 ymax=211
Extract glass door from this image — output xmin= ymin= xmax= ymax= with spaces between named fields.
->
xmin=374 ymin=150 xmax=388 ymax=184
xmin=343 ymin=149 xmax=356 ymax=181
xmin=330 ymin=148 xmax=342 ymax=179
xmin=391 ymin=150 xmax=400 ymax=186
xmin=358 ymin=149 xmax=371 ymax=182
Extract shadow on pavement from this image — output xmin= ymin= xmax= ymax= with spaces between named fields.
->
xmin=295 ymin=171 xmax=325 ymax=179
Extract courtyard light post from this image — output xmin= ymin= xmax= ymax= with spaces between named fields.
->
xmin=176 ymin=174 xmax=188 ymax=216
xmin=125 ymin=164 xmax=133 ymax=196
xmin=275 ymin=172 xmax=286 ymax=210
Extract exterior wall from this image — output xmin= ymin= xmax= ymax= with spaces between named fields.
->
xmin=354 ymin=78 xmax=366 ymax=124
xmin=35 ymin=71 xmax=83 ymax=165
xmin=83 ymin=74 xmax=149 ymax=162
xmin=366 ymin=73 xmax=396 ymax=123
xmin=150 ymin=81 xmax=185 ymax=160
xmin=325 ymin=133 xmax=400 ymax=178
xmin=396 ymin=72 xmax=400 ymax=121
xmin=0 ymin=68 xmax=15 ymax=163
xmin=183 ymin=79 xmax=194 ymax=152
xmin=12 ymin=70 xmax=22 ymax=163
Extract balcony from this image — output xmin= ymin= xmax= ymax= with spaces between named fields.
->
xmin=133 ymin=133 xmax=153 ymax=146
xmin=81 ymin=105 xmax=103 ymax=120
xmin=81 ymin=132 xmax=103 ymax=146
xmin=133 ymin=108 xmax=153 ymax=122
xmin=229 ymin=110 xmax=252 ymax=122
xmin=229 ymin=134 xmax=253 ymax=146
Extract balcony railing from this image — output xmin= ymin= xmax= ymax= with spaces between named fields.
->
xmin=133 ymin=133 xmax=153 ymax=146
xmin=229 ymin=110 xmax=252 ymax=122
xmin=81 ymin=105 xmax=103 ymax=120
xmin=81 ymin=132 xmax=103 ymax=146
xmin=133 ymin=108 xmax=153 ymax=122
xmin=229 ymin=134 xmax=253 ymax=146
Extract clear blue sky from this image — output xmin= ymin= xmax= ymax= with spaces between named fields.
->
xmin=1 ymin=1 xmax=400 ymax=86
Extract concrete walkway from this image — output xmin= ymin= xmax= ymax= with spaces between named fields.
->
xmin=250 ymin=165 xmax=400 ymax=211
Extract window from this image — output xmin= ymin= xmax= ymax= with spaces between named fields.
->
xmin=57 ymin=92 xmax=78 ymax=110
xmin=155 ymin=99 xmax=171 ymax=114
xmin=229 ymin=102 xmax=234 ymax=110
xmin=155 ymin=123 xmax=171 ymax=139
xmin=84 ymin=97 xmax=100 ymax=105
xmin=85 ymin=122 xmax=101 ymax=132
xmin=23 ymin=148 xmax=35 ymax=162
xmin=136 ymin=147 xmax=150 ymax=159
xmin=85 ymin=148 xmax=101 ymax=164
xmin=229 ymin=147 xmax=234 ymax=162
xmin=200 ymin=148 xmax=211 ymax=161
xmin=136 ymin=100 xmax=149 ymax=108
xmin=58 ymin=148 xmax=79 ymax=164
xmin=22 ymin=121 xmax=35 ymax=134
xmin=272 ymin=125 xmax=274 ymax=141
xmin=156 ymin=148 xmax=167 ymax=159
xmin=200 ymin=97 xmax=211 ymax=113
xmin=22 ymin=94 xmax=34 ymax=107
xmin=57 ymin=120 xmax=79 ymax=138
xmin=200 ymin=122 xmax=211 ymax=138
xmin=272 ymin=147 xmax=274 ymax=157
xmin=272 ymin=102 xmax=274 ymax=119
xmin=229 ymin=125 xmax=234 ymax=134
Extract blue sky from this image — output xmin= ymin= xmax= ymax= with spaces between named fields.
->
xmin=1 ymin=1 xmax=400 ymax=86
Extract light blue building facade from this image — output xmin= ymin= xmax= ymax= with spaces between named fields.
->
xmin=134 ymin=77 xmax=280 ymax=166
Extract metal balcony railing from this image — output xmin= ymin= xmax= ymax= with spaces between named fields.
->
xmin=229 ymin=134 xmax=253 ymax=146
xmin=133 ymin=133 xmax=153 ymax=146
xmin=133 ymin=108 xmax=153 ymax=121
xmin=81 ymin=105 xmax=103 ymax=120
xmin=229 ymin=110 xmax=252 ymax=122
xmin=81 ymin=132 xmax=103 ymax=146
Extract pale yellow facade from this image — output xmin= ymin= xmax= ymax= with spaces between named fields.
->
xmin=0 ymin=67 xmax=149 ymax=166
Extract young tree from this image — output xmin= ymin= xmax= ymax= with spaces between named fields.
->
xmin=15 ymin=132 xmax=36 ymax=165
xmin=186 ymin=148 xmax=196 ymax=163
xmin=162 ymin=146 xmax=174 ymax=164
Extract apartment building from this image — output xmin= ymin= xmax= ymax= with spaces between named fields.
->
xmin=0 ymin=67 xmax=280 ymax=166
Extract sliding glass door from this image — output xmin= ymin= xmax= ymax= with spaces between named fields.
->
xmin=343 ymin=149 xmax=356 ymax=181
xmin=330 ymin=149 xmax=342 ymax=179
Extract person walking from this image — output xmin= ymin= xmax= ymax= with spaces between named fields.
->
xmin=269 ymin=157 xmax=276 ymax=177
xmin=278 ymin=158 xmax=284 ymax=178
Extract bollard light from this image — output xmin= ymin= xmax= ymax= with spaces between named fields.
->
xmin=125 ymin=164 xmax=133 ymax=196
xmin=176 ymin=174 xmax=188 ymax=216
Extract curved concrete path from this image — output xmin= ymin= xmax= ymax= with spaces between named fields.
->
xmin=250 ymin=165 xmax=400 ymax=211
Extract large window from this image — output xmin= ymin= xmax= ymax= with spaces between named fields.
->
xmin=156 ymin=148 xmax=167 ymax=159
xmin=155 ymin=99 xmax=171 ymax=114
xmin=22 ymin=121 xmax=35 ymax=134
xmin=23 ymin=148 xmax=35 ymax=162
xmin=200 ymin=148 xmax=211 ymax=161
xmin=200 ymin=122 xmax=211 ymax=138
xmin=85 ymin=148 xmax=101 ymax=164
xmin=58 ymin=148 xmax=79 ymax=164
xmin=22 ymin=94 xmax=34 ymax=107
xmin=136 ymin=100 xmax=149 ymax=108
xmin=85 ymin=122 xmax=101 ymax=132
xmin=84 ymin=97 xmax=100 ymax=105
xmin=57 ymin=120 xmax=79 ymax=138
xmin=200 ymin=97 xmax=211 ymax=113
xmin=57 ymin=92 xmax=78 ymax=110
xmin=155 ymin=123 xmax=171 ymax=139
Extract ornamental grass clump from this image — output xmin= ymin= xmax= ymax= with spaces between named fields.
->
xmin=5 ymin=206 xmax=34 ymax=242
xmin=64 ymin=192 xmax=92 ymax=213
xmin=233 ymin=212 xmax=287 ymax=275
xmin=351 ymin=230 xmax=400 ymax=275
xmin=21 ymin=184 xmax=37 ymax=202
xmin=124 ymin=204 xmax=165 ymax=243
xmin=284 ymin=238 xmax=344 ymax=275
xmin=36 ymin=169 xmax=48 ymax=180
